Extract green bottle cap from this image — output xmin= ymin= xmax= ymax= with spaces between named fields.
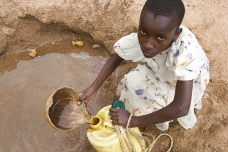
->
xmin=111 ymin=100 xmax=125 ymax=109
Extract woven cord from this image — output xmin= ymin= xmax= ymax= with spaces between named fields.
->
xmin=115 ymin=112 xmax=173 ymax=152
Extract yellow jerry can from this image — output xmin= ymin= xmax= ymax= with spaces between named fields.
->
xmin=87 ymin=105 xmax=145 ymax=152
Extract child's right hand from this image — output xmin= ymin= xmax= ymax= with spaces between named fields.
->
xmin=78 ymin=86 xmax=97 ymax=107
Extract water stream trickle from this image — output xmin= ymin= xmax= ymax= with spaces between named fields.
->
xmin=49 ymin=98 xmax=91 ymax=130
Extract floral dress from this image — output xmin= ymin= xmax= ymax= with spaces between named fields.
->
xmin=113 ymin=26 xmax=210 ymax=131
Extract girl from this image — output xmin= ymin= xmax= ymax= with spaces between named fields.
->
xmin=79 ymin=0 xmax=209 ymax=131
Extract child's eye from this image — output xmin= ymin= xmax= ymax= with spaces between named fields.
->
xmin=157 ymin=36 xmax=165 ymax=41
xmin=140 ymin=30 xmax=146 ymax=35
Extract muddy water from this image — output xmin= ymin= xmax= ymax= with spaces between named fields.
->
xmin=0 ymin=39 xmax=107 ymax=151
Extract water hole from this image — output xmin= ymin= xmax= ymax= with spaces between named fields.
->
xmin=0 ymin=37 xmax=107 ymax=151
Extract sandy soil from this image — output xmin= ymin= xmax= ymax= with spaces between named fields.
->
xmin=0 ymin=0 xmax=227 ymax=151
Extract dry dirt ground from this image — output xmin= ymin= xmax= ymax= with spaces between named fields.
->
xmin=0 ymin=0 xmax=227 ymax=151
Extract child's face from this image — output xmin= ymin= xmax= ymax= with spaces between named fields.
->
xmin=138 ymin=10 xmax=182 ymax=58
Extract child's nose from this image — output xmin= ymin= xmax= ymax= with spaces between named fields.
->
xmin=143 ymin=38 xmax=154 ymax=50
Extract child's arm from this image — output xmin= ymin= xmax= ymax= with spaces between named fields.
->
xmin=79 ymin=54 xmax=123 ymax=106
xmin=109 ymin=80 xmax=193 ymax=127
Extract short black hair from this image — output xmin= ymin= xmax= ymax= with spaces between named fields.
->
xmin=143 ymin=0 xmax=185 ymax=26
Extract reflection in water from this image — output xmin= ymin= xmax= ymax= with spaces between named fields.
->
xmin=0 ymin=38 xmax=106 ymax=74
xmin=0 ymin=39 xmax=106 ymax=152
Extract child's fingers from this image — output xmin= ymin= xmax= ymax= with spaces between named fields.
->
xmin=85 ymin=102 xmax=91 ymax=107
xmin=109 ymin=108 xmax=119 ymax=113
xmin=77 ymin=99 xmax=87 ymax=105
xmin=84 ymin=99 xmax=91 ymax=107
xmin=78 ymin=92 xmax=85 ymax=105
xmin=77 ymin=100 xmax=82 ymax=105
xmin=87 ymin=93 xmax=96 ymax=101
xmin=78 ymin=91 xmax=97 ymax=106
xmin=78 ymin=92 xmax=85 ymax=102
xmin=109 ymin=108 xmax=119 ymax=118
xmin=112 ymin=120 xmax=119 ymax=126
xmin=78 ymin=92 xmax=83 ymax=97
xmin=77 ymin=97 xmax=91 ymax=107
xmin=82 ymin=92 xmax=97 ymax=103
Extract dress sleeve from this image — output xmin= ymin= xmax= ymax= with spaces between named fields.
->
xmin=166 ymin=35 xmax=205 ymax=81
xmin=113 ymin=33 xmax=144 ymax=62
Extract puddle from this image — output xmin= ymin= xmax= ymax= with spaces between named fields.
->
xmin=0 ymin=38 xmax=107 ymax=151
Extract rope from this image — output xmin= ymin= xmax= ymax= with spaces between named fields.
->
xmin=114 ymin=113 xmax=173 ymax=152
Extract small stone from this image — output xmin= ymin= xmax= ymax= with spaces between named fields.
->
xmin=29 ymin=49 xmax=37 ymax=57
xmin=93 ymin=44 xmax=100 ymax=49
xmin=72 ymin=41 xmax=83 ymax=46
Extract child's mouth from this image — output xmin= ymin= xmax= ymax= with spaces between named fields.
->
xmin=142 ymin=50 xmax=153 ymax=57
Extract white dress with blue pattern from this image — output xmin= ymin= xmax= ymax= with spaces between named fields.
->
xmin=114 ymin=26 xmax=209 ymax=131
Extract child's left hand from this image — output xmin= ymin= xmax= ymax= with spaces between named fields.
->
xmin=109 ymin=108 xmax=132 ymax=127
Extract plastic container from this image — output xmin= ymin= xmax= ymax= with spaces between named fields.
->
xmin=45 ymin=88 xmax=145 ymax=151
xmin=87 ymin=105 xmax=145 ymax=152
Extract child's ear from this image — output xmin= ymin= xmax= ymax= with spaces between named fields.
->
xmin=173 ymin=28 xmax=182 ymax=40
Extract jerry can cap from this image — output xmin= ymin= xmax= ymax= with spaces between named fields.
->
xmin=111 ymin=100 xmax=125 ymax=109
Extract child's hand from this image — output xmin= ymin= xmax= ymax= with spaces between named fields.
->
xmin=78 ymin=86 xmax=97 ymax=107
xmin=109 ymin=108 xmax=132 ymax=127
